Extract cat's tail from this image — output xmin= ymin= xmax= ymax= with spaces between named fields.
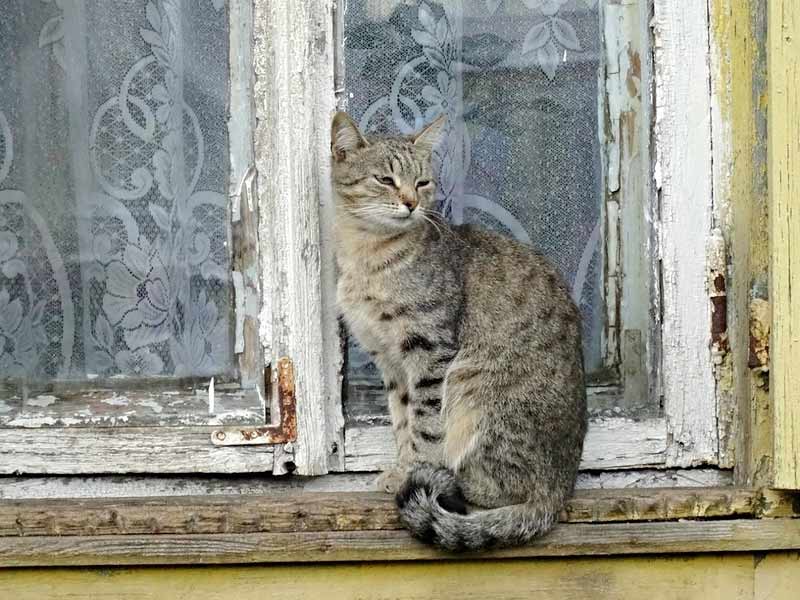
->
xmin=395 ymin=462 xmax=558 ymax=551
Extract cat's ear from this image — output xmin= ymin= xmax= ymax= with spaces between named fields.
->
xmin=331 ymin=112 xmax=368 ymax=162
xmin=413 ymin=114 xmax=447 ymax=152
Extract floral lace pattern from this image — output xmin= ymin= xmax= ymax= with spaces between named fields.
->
xmin=344 ymin=0 xmax=603 ymax=396
xmin=0 ymin=0 xmax=232 ymax=380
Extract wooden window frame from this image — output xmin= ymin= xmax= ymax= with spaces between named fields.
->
xmin=0 ymin=0 xmax=726 ymax=477
xmin=0 ymin=1 xmax=278 ymax=475
xmin=0 ymin=486 xmax=798 ymax=567
xmin=1 ymin=0 xmax=799 ymax=568
xmin=337 ymin=0 xmax=720 ymax=474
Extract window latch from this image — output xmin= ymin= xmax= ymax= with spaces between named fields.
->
xmin=210 ymin=357 xmax=297 ymax=446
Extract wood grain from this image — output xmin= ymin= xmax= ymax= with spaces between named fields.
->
xmin=0 ymin=388 xmax=262 ymax=429
xmin=708 ymin=0 xmax=770 ymax=474
xmin=753 ymin=552 xmax=800 ymax=600
xmin=769 ymin=0 xmax=800 ymax=490
xmin=0 ymin=468 xmax=733 ymax=500
xmin=652 ymin=0 xmax=719 ymax=467
xmin=0 ymin=428 xmax=273 ymax=475
xmin=253 ymin=0 xmax=338 ymax=476
xmin=757 ymin=489 xmax=800 ymax=518
xmin=0 ymin=488 xmax=763 ymax=538
xmin=345 ymin=419 xmax=668 ymax=472
xmin=0 ymin=554 xmax=759 ymax=599
xmin=1 ymin=519 xmax=799 ymax=567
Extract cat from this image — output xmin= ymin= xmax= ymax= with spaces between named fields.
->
xmin=331 ymin=111 xmax=587 ymax=551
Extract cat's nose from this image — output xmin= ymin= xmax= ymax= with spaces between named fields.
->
xmin=400 ymin=196 xmax=418 ymax=212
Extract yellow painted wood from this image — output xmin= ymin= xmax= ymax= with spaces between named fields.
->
xmin=769 ymin=0 xmax=800 ymax=490
xmin=709 ymin=0 xmax=771 ymax=484
xmin=754 ymin=552 xmax=800 ymax=600
xmin=0 ymin=555 xmax=756 ymax=600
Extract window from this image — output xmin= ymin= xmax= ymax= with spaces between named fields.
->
xmin=0 ymin=0 xmax=279 ymax=474
xmin=1 ymin=0 xmax=800 ymax=576
xmin=336 ymin=0 xmax=716 ymax=476
xmin=0 ymin=0 xmax=761 ymax=487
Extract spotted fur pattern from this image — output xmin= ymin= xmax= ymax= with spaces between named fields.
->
xmin=331 ymin=112 xmax=587 ymax=550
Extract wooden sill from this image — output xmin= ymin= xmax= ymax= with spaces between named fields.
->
xmin=0 ymin=488 xmax=797 ymax=567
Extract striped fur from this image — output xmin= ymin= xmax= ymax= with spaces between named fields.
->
xmin=332 ymin=112 xmax=587 ymax=550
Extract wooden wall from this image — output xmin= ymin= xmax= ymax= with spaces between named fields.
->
xmin=1 ymin=553 xmax=798 ymax=600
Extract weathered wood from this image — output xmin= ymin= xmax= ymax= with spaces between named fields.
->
xmin=253 ymin=0 xmax=337 ymax=475
xmin=228 ymin=0 xmax=264 ymax=396
xmin=562 ymin=487 xmax=756 ymax=523
xmin=345 ymin=418 xmax=667 ymax=472
xmin=0 ymin=493 xmax=398 ymax=538
xmin=769 ymin=0 xmax=800 ymax=491
xmin=708 ymin=0 xmax=771 ymax=486
xmin=0 ymin=468 xmax=733 ymax=500
xmin=577 ymin=467 xmax=732 ymax=489
xmin=0 ymin=473 xmax=376 ymax=499
xmin=708 ymin=0 xmax=770 ymax=477
xmin=652 ymin=0 xmax=719 ymax=467
xmin=0 ymin=428 xmax=273 ymax=475
xmin=601 ymin=0 xmax=656 ymax=412
xmin=753 ymin=552 xmax=800 ymax=600
xmin=1 ymin=519 xmax=798 ymax=567
xmin=0 ymin=488 xmax=763 ymax=539
xmin=0 ymin=555 xmax=761 ymax=600
xmin=757 ymin=489 xmax=800 ymax=519
xmin=0 ymin=388 xmax=262 ymax=429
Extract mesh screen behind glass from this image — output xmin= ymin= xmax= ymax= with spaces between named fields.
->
xmin=343 ymin=0 xmax=603 ymax=415
xmin=0 ymin=0 xmax=233 ymax=381
xmin=344 ymin=0 xmax=603 ymax=414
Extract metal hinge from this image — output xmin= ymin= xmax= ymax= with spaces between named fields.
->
xmin=211 ymin=357 xmax=297 ymax=446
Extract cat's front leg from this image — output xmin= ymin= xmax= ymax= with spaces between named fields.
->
xmin=404 ymin=361 xmax=447 ymax=468
xmin=376 ymin=378 xmax=416 ymax=493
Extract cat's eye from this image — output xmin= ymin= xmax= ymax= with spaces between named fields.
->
xmin=416 ymin=180 xmax=432 ymax=189
xmin=375 ymin=176 xmax=396 ymax=187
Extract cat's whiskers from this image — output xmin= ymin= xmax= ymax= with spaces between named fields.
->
xmin=418 ymin=207 xmax=455 ymax=240
xmin=419 ymin=211 xmax=444 ymax=239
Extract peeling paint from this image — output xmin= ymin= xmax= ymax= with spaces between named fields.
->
xmin=138 ymin=399 xmax=164 ymax=414
xmin=26 ymin=396 xmax=57 ymax=408
xmin=653 ymin=0 xmax=719 ymax=467
xmin=748 ymin=298 xmax=770 ymax=380
xmin=100 ymin=397 xmax=130 ymax=407
xmin=252 ymin=0 xmax=338 ymax=475
xmin=709 ymin=0 xmax=770 ymax=479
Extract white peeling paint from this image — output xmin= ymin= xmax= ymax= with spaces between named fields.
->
xmin=345 ymin=418 xmax=668 ymax=473
xmin=652 ymin=0 xmax=718 ymax=467
xmin=26 ymin=396 xmax=57 ymax=408
xmin=253 ymin=0 xmax=338 ymax=475
xmin=138 ymin=399 xmax=164 ymax=414
xmin=208 ymin=377 xmax=215 ymax=415
xmin=232 ymin=271 xmax=246 ymax=354
xmin=100 ymin=397 xmax=130 ymax=407
xmin=228 ymin=0 xmax=254 ymax=222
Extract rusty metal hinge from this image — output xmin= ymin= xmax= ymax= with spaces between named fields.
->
xmin=211 ymin=357 xmax=297 ymax=446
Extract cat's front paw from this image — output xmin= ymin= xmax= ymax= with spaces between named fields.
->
xmin=375 ymin=467 xmax=407 ymax=494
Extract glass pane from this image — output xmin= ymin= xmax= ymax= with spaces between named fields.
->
xmin=0 ymin=0 xmax=234 ymax=383
xmin=343 ymin=0 xmax=603 ymax=419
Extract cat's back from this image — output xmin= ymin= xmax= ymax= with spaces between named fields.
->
xmin=453 ymin=224 xmax=577 ymax=324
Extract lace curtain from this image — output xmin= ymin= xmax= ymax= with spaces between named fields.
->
xmin=0 ymin=0 xmax=233 ymax=382
xmin=344 ymin=0 xmax=604 ymax=395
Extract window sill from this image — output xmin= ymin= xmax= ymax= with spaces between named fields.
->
xmin=0 ymin=488 xmax=797 ymax=567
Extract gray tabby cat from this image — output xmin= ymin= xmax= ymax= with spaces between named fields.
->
xmin=331 ymin=112 xmax=587 ymax=551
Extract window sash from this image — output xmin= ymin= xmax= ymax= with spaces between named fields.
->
xmin=0 ymin=0 xmax=279 ymax=475
xmin=0 ymin=0 xmax=727 ymax=477
xmin=334 ymin=0 xmax=721 ymax=472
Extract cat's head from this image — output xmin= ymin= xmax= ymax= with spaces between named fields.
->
xmin=330 ymin=112 xmax=446 ymax=231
